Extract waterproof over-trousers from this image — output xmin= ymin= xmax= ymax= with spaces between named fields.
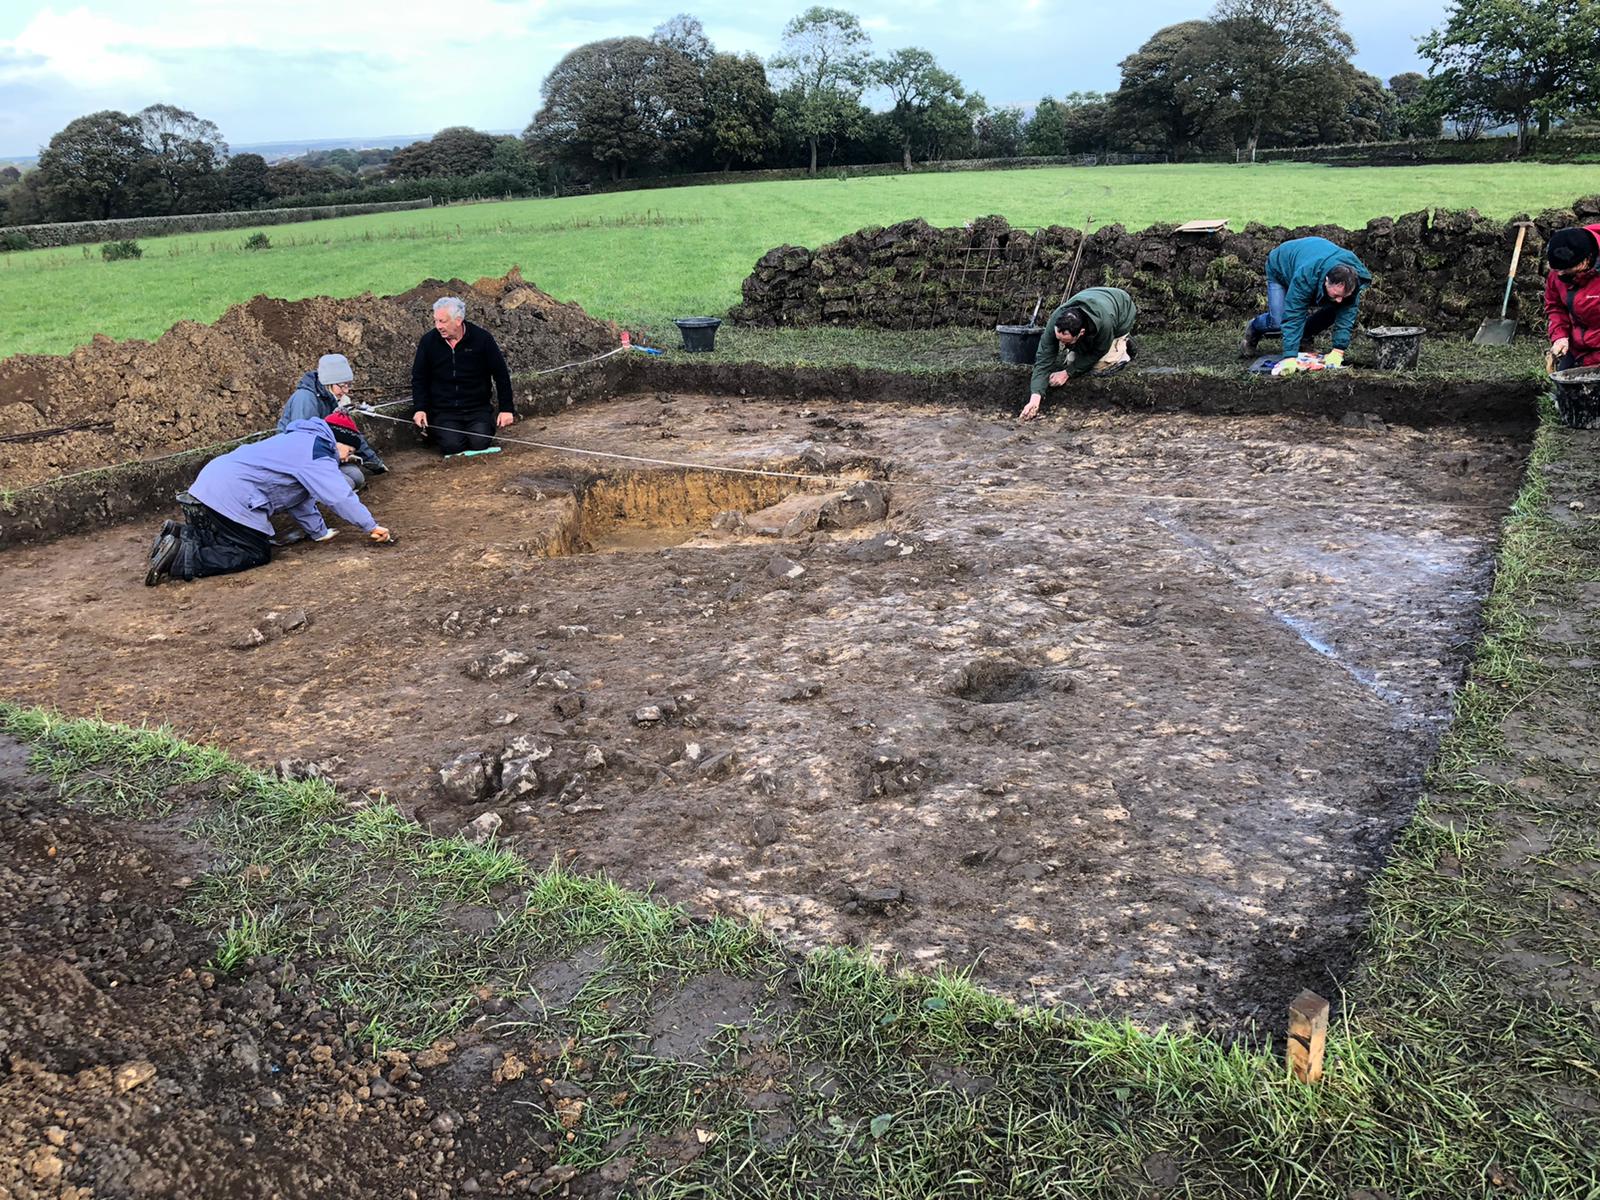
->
xmin=430 ymin=410 xmax=497 ymax=455
xmin=173 ymin=494 xmax=273 ymax=580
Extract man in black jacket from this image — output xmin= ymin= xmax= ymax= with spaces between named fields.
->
xmin=410 ymin=296 xmax=516 ymax=454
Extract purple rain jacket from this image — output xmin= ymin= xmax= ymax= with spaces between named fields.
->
xmin=189 ymin=419 xmax=378 ymax=540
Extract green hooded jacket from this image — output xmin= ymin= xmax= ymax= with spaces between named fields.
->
xmin=1031 ymin=287 xmax=1138 ymax=395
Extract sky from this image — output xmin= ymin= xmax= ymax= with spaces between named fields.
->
xmin=0 ymin=0 xmax=1444 ymax=157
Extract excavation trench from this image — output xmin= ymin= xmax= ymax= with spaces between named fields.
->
xmin=479 ymin=462 xmax=884 ymax=559
xmin=0 ymin=383 xmax=1532 ymax=1034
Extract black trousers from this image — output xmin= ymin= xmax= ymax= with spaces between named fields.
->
xmin=429 ymin=409 xmax=497 ymax=455
xmin=173 ymin=497 xmax=272 ymax=581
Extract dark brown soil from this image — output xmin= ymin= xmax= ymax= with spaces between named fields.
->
xmin=0 ymin=735 xmax=589 ymax=1200
xmin=0 ymin=392 xmax=1526 ymax=1033
xmin=0 ymin=270 xmax=621 ymax=489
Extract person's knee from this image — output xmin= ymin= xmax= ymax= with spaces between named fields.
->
xmin=341 ymin=463 xmax=367 ymax=491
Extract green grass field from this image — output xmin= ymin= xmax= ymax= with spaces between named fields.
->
xmin=5 ymin=161 xmax=1598 ymax=358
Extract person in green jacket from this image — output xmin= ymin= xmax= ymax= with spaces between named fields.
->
xmin=1239 ymin=236 xmax=1372 ymax=373
xmin=1019 ymin=286 xmax=1137 ymax=421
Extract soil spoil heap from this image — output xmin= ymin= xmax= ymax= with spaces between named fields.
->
xmin=732 ymin=193 xmax=1600 ymax=335
xmin=0 ymin=269 xmax=621 ymax=490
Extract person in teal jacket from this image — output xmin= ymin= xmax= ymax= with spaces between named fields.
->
xmin=1239 ymin=237 xmax=1372 ymax=372
xmin=1020 ymin=286 xmax=1137 ymax=421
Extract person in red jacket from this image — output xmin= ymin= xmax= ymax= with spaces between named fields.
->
xmin=1544 ymin=224 xmax=1600 ymax=370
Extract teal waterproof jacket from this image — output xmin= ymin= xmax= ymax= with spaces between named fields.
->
xmin=1032 ymin=287 xmax=1138 ymax=395
xmin=1266 ymin=237 xmax=1372 ymax=356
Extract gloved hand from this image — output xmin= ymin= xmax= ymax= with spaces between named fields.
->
xmin=1324 ymin=348 xmax=1345 ymax=368
xmin=313 ymin=528 xmax=337 ymax=542
xmin=1277 ymin=358 xmax=1301 ymax=376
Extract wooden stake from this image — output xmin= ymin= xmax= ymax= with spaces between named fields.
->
xmin=1287 ymin=990 xmax=1330 ymax=1084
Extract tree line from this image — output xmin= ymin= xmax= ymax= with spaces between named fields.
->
xmin=4 ymin=0 xmax=1596 ymax=228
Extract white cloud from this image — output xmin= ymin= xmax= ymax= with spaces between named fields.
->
xmin=5 ymin=0 xmax=557 ymax=90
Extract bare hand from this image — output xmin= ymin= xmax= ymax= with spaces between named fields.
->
xmin=412 ymin=412 xmax=429 ymax=431
xmin=1019 ymin=395 xmax=1042 ymax=422
xmin=1048 ymin=370 xmax=1070 ymax=387
xmin=370 ymin=526 xmax=392 ymax=543
xmin=1553 ymin=337 xmax=1570 ymax=358
xmin=496 ymin=411 xmax=516 ymax=429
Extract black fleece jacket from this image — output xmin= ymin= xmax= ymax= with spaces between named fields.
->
xmin=410 ymin=322 xmax=515 ymax=418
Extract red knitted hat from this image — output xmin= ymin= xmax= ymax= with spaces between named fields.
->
xmin=325 ymin=411 xmax=359 ymax=433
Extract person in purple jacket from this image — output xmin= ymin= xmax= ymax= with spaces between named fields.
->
xmin=144 ymin=418 xmax=392 ymax=587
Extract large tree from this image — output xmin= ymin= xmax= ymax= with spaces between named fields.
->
xmin=134 ymin=103 xmax=227 ymax=214
xmin=1210 ymin=0 xmax=1356 ymax=156
xmin=651 ymin=12 xmax=713 ymax=65
xmin=389 ymin=127 xmax=500 ymax=179
xmin=769 ymin=7 xmax=873 ymax=175
xmin=1109 ymin=21 xmax=1236 ymax=161
xmin=1386 ymin=72 xmax=1444 ymax=139
xmin=527 ymin=37 xmax=706 ymax=180
xmin=222 ymin=152 xmax=271 ymax=210
xmin=1274 ymin=64 xmax=1392 ymax=145
xmin=873 ymin=47 xmax=965 ymax=170
xmin=33 ymin=110 xmax=146 ymax=220
xmin=704 ymin=52 xmax=778 ymax=170
xmin=1419 ymin=0 xmax=1600 ymax=151
xmin=1023 ymin=97 xmax=1069 ymax=155
xmin=1059 ymin=93 xmax=1112 ymax=156
xmin=974 ymin=106 xmax=1025 ymax=157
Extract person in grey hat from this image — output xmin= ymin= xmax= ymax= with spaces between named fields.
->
xmin=277 ymin=352 xmax=387 ymax=491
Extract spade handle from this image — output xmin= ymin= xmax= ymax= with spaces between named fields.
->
xmin=1500 ymin=222 xmax=1532 ymax=319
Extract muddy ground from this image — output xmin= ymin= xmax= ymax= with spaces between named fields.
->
xmin=0 ymin=736 xmax=593 ymax=1200
xmin=0 ymin=270 xmax=620 ymax=490
xmin=0 ymin=394 xmax=1525 ymax=1030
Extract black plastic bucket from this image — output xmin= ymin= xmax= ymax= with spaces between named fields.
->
xmin=1364 ymin=326 xmax=1425 ymax=370
xmin=673 ymin=317 xmax=721 ymax=352
xmin=996 ymin=324 xmax=1044 ymax=365
xmin=1551 ymin=366 xmax=1600 ymax=429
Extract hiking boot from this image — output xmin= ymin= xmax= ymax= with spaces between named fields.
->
xmin=145 ymin=532 xmax=180 ymax=587
xmin=148 ymin=519 xmax=179 ymax=561
xmin=1237 ymin=329 xmax=1261 ymax=359
xmin=274 ymin=527 xmax=307 ymax=547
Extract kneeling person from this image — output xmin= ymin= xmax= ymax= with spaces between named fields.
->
xmin=1020 ymin=287 xmax=1137 ymax=422
xmin=1544 ymin=224 xmax=1600 ymax=370
xmin=277 ymin=352 xmax=387 ymax=489
xmin=410 ymin=296 xmax=516 ymax=455
xmin=145 ymin=419 xmax=391 ymax=586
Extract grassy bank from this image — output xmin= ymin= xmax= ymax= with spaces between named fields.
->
xmin=4 ymin=161 xmax=1597 ymax=358
xmin=3 ymin=399 xmax=1596 ymax=1195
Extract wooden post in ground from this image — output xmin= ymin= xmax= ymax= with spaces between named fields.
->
xmin=1287 ymin=990 xmax=1330 ymax=1083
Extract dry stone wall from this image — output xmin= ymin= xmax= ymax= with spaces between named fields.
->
xmin=731 ymin=195 xmax=1600 ymax=333
xmin=0 ymin=200 xmax=434 ymax=252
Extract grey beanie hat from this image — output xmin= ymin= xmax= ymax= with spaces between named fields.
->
xmin=317 ymin=353 xmax=354 ymax=385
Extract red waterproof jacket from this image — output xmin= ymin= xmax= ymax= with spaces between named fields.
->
xmin=1544 ymin=222 xmax=1600 ymax=368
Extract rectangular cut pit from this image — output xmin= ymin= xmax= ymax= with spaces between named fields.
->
xmin=0 ymin=391 xmax=1527 ymax=1033
xmin=577 ymin=468 xmax=810 ymax=553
